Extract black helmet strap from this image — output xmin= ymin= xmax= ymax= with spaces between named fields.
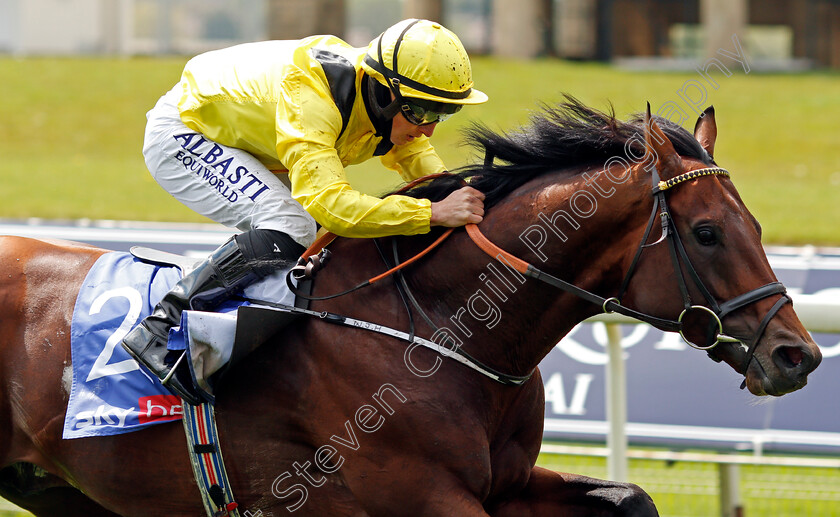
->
xmin=365 ymin=72 xmax=401 ymax=122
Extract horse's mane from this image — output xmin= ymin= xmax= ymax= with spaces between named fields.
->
xmin=393 ymin=95 xmax=713 ymax=208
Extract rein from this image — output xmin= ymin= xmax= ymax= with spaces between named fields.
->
xmin=287 ymin=173 xmax=458 ymax=301
xmin=282 ymin=167 xmax=789 ymax=389
xmin=286 ymin=228 xmax=455 ymax=300
xmin=280 ymin=173 xmax=532 ymax=386
xmin=241 ymin=298 xmax=533 ymax=386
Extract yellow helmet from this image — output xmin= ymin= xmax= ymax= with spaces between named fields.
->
xmin=362 ymin=19 xmax=488 ymax=106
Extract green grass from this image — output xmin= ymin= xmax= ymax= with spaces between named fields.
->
xmin=537 ymin=447 xmax=840 ymax=517
xmin=0 ymin=57 xmax=200 ymax=222
xmin=0 ymin=510 xmax=29 ymax=517
xmin=1 ymin=57 xmax=839 ymax=243
xmin=3 ymin=447 xmax=838 ymax=516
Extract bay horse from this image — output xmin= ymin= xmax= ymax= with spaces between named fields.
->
xmin=0 ymin=99 xmax=821 ymax=516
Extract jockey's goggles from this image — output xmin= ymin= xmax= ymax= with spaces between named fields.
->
xmin=400 ymin=97 xmax=462 ymax=126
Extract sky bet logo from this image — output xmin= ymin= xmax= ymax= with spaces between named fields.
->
xmin=173 ymin=132 xmax=271 ymax=204
xmin=72 ymin=395 xmax=182 ymax=430
xmin=138 ymin=395 xmax=183 ymax=424
xmin=73 ymin=404 xmax=133 ymax=430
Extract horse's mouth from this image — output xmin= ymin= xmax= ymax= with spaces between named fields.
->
xmin=743 ymin=370 xmax=800 ymax=397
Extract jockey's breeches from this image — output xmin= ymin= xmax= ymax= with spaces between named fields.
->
xmin=143 ymin=87 xmax=318 ymax=248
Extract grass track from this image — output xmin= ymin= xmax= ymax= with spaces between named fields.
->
xmin=537 ymin=448 xmax=840 ymax=517
xmin=3 ymin=448 xmax=840 ymax=516
xmin=1 ymin=57 xmax=839 ymax=244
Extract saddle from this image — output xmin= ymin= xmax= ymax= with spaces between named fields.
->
xmin=130 ymin=246 xmax=203 ymax=275
xmin=130 ymin=246 xmax=314 ymax=398
xmin=126 ymin=247 xmax=325 ymax=517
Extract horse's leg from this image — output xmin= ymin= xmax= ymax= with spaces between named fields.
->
xmin=487 ymin=466 xmax=658 ymax=517
xmin=0 ymin=464 xmax=120 ymax=517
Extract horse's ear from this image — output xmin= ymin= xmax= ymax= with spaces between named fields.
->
xmin=693 ymin=106 xmax=717 ymax=159
xmin=644 ymin=102 xmax=683 ymax=180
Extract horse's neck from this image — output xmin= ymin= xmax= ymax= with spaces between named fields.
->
xmin=405 ymin=169 xmax=653 ymax=376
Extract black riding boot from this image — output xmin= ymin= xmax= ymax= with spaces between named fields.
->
xmin=121 ymin=237 xmax=261 ymax=405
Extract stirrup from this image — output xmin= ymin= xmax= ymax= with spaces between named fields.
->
xmin=122 ymin=325 xmax=205 ymax=405
xmin=161 ymin=351 xmax=207 ymax=406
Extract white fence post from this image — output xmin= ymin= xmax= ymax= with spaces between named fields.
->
xmin=719 ymin=461 xmax=743 ymax=517
xmin=606 ymin=322 xmax=628 ymax=481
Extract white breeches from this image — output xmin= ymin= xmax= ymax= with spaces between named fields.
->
xmin=142 ymin=87 xmax=317 ymax=248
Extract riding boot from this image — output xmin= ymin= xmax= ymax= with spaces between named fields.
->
xmin=121 ymin=238 xmax=260 ymax=405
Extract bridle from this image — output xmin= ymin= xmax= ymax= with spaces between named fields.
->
xmin=646 ymin=167 xmax=790 ymax=372
xmin=466 ymin=165 xmax=791 ymax=382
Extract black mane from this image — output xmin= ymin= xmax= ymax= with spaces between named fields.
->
xmin=393 ymin=95 xmax=713 ymax=208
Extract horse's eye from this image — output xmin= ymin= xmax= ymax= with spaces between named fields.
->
xmin=694 ymin=226 xmax=718 ymax=246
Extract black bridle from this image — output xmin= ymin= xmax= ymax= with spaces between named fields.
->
xmin=465 ymin=165 xmax=791 ymax=383
xmin=618 ymin=166 xmax=790 ymax=375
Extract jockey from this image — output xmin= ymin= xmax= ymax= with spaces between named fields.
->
xmin=121 ymin=19 xmax=488 ymax=404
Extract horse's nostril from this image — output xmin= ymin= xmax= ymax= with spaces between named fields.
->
xmin=772 ymin=345 xmax=808 ymax=376
xmin=769 ymin=343 xmax=821 ymax=393
xmin=780 ymin=346 xmax=804 ymax=368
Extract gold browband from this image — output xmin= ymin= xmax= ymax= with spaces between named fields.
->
xmin=655 ymin=167 xmax=730 ymax=193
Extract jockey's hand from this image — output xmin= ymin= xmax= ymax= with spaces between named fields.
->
xmin=430 ymin=186 xmax=485 ymax=227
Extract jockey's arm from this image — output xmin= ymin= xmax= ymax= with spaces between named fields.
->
xmin=285 ymin=145 xmax=434 ymax=238
xmin=278 ymin=86 xmax=482 ymax=236
xmin=379 ymin=134 xmax=445 ymax=182
xmin=285 ymin=146 xmax=484 ymax=234
xmin=381 ymin=140 xmax=485 ymax=227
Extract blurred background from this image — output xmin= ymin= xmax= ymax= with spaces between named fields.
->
xmin=1 ymin=2 xmax=840 ymax=516
xmin=2 ymin=0 xmax=839 ymax=66
xmin=1 ymin=0 xmax=839 ymax=243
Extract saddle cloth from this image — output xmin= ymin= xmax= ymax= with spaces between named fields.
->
xmin=62 ymin=251 xmax=294 ymax=439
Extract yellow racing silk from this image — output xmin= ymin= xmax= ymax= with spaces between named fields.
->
xmin=177 ymin=36 xmax=446 ymax=238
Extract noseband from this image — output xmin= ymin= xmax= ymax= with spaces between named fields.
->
xmin=467 ymin=166 xmax=791 ymax=383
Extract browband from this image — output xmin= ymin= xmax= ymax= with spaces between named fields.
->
xmin=653 ymin=167 xmax=730 ymax=193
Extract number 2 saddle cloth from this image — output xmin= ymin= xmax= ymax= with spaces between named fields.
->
xmin=62 ymin=251 xmax=294 ymax=439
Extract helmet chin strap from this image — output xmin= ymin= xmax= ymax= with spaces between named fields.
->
xmin=361 ymin=75 xmax=396 ymax=155
xmin=365 ymin=73 xmax=401 ymax=122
